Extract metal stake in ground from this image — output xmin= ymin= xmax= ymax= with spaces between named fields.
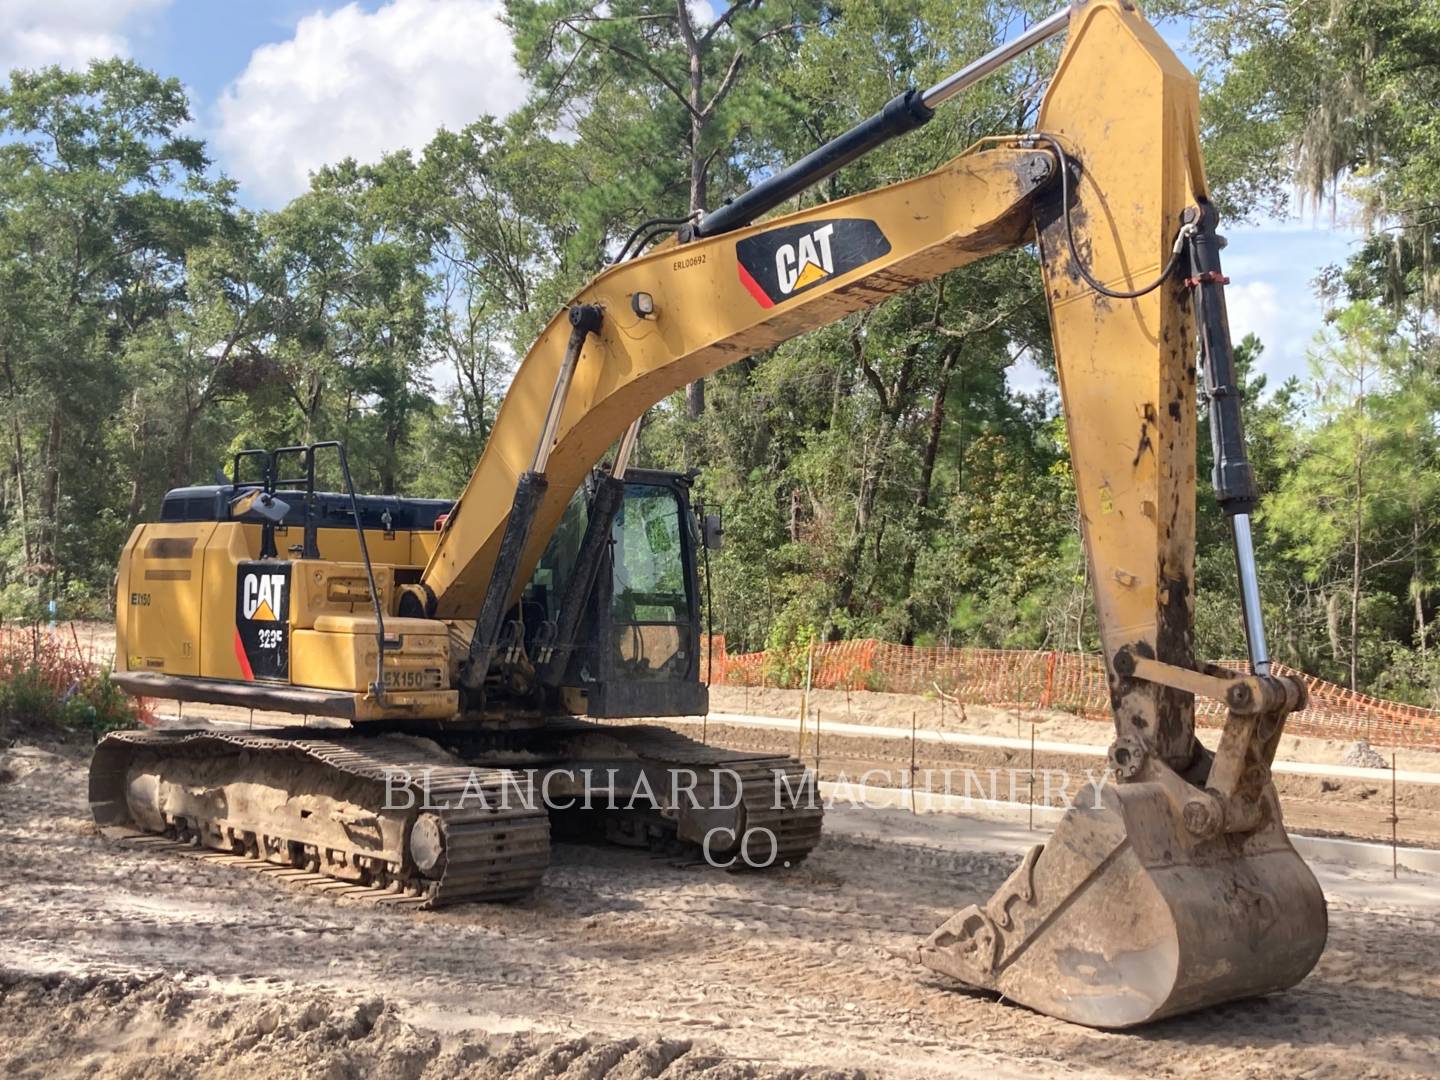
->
xmin=1029 ymin=720 xmax=1037 ymax=831
xmin=1391 ymin=752 xmax=1399 ymax=880
xmin=910 ymin=709 xmax=918 ymax=814
xmin=800 ymin=636 xmax=815 ymax=760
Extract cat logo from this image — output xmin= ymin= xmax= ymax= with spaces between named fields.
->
xmin=241 ymin=571 xmax=286 ymax=622
xmin=777 ymin=223 xmax=836 ymax=294
xmin=736 ymin=218 xmax=891 ymax=308
xmin=235 ymin=562 xmax=291 ymax=680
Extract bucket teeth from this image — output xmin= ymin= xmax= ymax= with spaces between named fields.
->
xmin=917 ymin=776 xmax=1327 ymax=1028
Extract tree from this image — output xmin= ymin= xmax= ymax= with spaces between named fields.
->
xmin=506 ymin=0 xmax=821 ymax=417
xmin=0 ymin=60 xmax=228 ymax=608
xmin=1264 ymin=302 xmax=1438 ymax=689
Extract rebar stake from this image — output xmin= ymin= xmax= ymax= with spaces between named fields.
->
xmin=1029 ymin=721 xmax=1037 ymax=831
xmin=909 ymin=709 xmax=918 ymax=814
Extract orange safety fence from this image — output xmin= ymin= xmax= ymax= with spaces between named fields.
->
xmin=704 ymin=636 xmax=1440 ymax=750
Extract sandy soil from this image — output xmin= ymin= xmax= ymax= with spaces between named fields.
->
xmin=3 ymin=741 xmax=1440 ymax=1078
xmin=0 ymin=971 xmax=855 ymax=1080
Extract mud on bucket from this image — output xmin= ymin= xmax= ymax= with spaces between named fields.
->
xmin=915 ymin=774 xmax=1327 ymax=1029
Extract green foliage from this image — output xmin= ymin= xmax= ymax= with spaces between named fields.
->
xmin=1257 ymin=302 xmax=1440 ymax=689
xmin=762 ymin=616 xmax=816 ymax=687
xmin=0 ymin=2 xmax=1438 ymax=709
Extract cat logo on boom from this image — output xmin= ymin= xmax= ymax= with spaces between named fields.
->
xmin=736 ymin=218 xmax=891 ymax=308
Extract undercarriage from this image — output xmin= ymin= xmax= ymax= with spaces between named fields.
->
xmin=90 ymin=721 xmax=824 ymax=907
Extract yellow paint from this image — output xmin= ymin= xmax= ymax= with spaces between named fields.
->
xmin=793 ymin=261 xmax=829 ymax=289
xmin=118 ymin=522 xmax=215 ymax=676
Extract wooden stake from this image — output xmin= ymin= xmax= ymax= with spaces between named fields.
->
xmin=798 ymin=636 xmax=814 ymax=760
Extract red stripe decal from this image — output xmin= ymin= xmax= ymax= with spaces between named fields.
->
xmin=737 ymin=262 xmax=774 ymax=308
xmin=233 ymin=628 xmax=254 ymax=681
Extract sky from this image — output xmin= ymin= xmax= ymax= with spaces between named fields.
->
xmin=1 ymin=0 xmax=1356 ymax=391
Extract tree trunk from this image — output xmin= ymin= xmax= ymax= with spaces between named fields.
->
xmin=382 ymin=421 xmax=400 ymax=495
xmin=127 ymin=390 xmax=147 ymax=528
xmin=681 ymin=1 xmax=708 ymax=420
xmin=1414 ymin=504 xmax=1427 ymax=656
xmin=898 ymin=348 xmax=959 ymax=645
xmin=10 ymin=414 xmax=31 ymax=569
xmin=829 ymin=343 xmax=918 ymax=631
xmin=169 ymin=404 xmax=200 ymax=490
xmin=39 ymin=410 xmax=61 ymax=574
xmin=1349 ymin=441 xmax=1363 ymax=691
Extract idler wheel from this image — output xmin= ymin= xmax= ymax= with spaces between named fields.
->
xmin=409 ymin=813 xmax=447 ymax=878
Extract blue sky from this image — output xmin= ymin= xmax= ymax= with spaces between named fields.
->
xmin=2 ymin=1 xmax=1354 ymax=389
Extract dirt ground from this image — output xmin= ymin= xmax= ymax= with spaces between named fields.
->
xmin=4 ymin=739 xmax=1440 ymax=1079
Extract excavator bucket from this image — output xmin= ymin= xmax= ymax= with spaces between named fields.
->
xmin=916 ymin=772 xmax=1327 ymax=1028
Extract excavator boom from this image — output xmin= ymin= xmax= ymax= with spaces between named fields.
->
xmin=103 ymin=0 xmax=1327 ymax=1030
xmin=416 ymin=0 xmax=1326 ymax=1027
xmin=417 ymin=145 xmax=1056 ymax=619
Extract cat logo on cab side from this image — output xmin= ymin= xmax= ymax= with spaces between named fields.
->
xmin=235 ymin=562 xmax=291 ymax=680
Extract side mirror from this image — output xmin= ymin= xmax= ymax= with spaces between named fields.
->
xmin=702 ymin=513 xmax=724 ymax=551
xmin=230 ymin=489 xmax=291 ymax=524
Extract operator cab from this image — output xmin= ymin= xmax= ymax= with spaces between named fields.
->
xmin=522 ymin=468 xmax=710 ymax=718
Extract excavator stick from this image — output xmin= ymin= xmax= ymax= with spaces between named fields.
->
xmin=910 ymin=1 xmax=1327 ymax=1026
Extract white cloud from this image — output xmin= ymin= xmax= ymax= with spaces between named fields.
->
xmin=1221 ymin=219 xmax=1360 ymax=389
xmin=1005 ymin=352 xmax=1050 ymax=398
xmin=0 ymin=0 xmax=169 ymax=73
xmin=1224 ymin=279 xmax=1283 ymax=352
xmin=214 ymin=0 xmax=527 ymax=205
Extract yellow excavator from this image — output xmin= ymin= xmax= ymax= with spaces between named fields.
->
xmin=90 ymin=0 xmax=1327 ymax=1029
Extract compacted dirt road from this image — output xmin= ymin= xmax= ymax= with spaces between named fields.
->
xmin=3 ymin=738 xmax=1440 ymax=1079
